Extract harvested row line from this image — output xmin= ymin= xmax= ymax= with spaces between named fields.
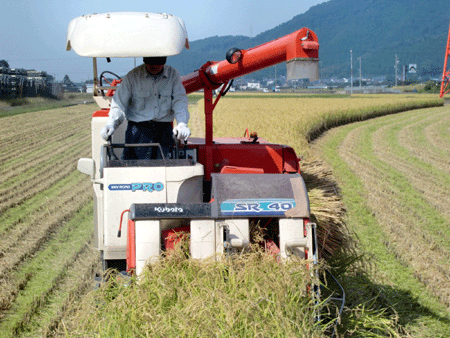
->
xmin=0 ymin=136 xmax=90 ymax=190
xmin=1 ymin=103 xmax=103 ymax=336
xmin=0 ymin=135 xmax=89 ymax=188
xmin=0 ymin=125 xmax=87 ymax=165
xmin=0 ymin=178 xmax=91 ymax=280
xmin=0 ymin=123 xmax=89 ymax=170
xmin=40 ymin=246 xmax=101 ymax=338
xmin=0 ymin=106 xmax=91 ymax=163
xmin=0 ymin=201 xmax=92 ymax=294
xmin=312 ymin=106 xmax=450 ymax=335
xmin=0 ymin=117 xmax=88 ymax=157
xmin=1 ymin=242 xmax=97 ymax=338
xmin=0 ymin=142 xmax=90 ymax=212
xmin=0 ymin=179 xmax=91 ymax=257
xmin=424 ymin=113 xmax=450 ymax=152
xmin=0 ymin=112 xmax=68 ymax=137
xmin=398 ymin=112 xmax=450 ymax=175
xmin=0 ymin=203 xmax=98 ymax=337
xmin=0 ymin=112 xmax=88 ymax=145
xmin=0 ymin=184 xmax=90 ymax=290
xmin=3 ymin=240 xmax=94 ymax=337
xmin=0 ymin=118 xmax=89 ymax=167
xmin=0 ymin=194 xmax=92 ymax=323
xmin=339 ymin=120 xmax=450 ymax=307
xmin=374 ymin=130 xmax=450 ymax=225
xmin=371 ymin=113 xmax=450 ymax=238
xmin=0 ymin=171 xmax=88 ymax=235
xmin=320 ymin=106 xmax=450 ymax=302
xmin=0 ymin=104 xmax=92 ymax=136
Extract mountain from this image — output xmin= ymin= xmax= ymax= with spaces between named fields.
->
xmin=169 ymin=0 xmax=450 ymax=81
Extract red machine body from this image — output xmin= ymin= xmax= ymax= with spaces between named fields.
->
xmin=180 ymin=27 xmax=319 ymax=179
xmin=72 ymin=13 xmax=319 ymax=275
xmin=95 ymin=27 xmax=319 ymax=179
xmin=93 ymin=109 xmax=302 ymax=177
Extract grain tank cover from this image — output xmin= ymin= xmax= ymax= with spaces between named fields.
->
xmin=66 ymin=12 xmax=189 ymax=57
xmin=211 ymin=174 xmax=310 ymax=218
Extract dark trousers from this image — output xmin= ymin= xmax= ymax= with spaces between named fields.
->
xmin=123 ymin=120 xmax=174 ymax=160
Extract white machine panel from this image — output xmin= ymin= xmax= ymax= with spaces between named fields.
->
xmin=135 ymin=220 xmax=161 ymax=275
xmin=190 ymin=220 xmax=221 ymax=259
xmin=279 ymin=218 xmax=306 ymax=259
xmin=103 ymin=167 xmax=166 ymax=256
xmin=225 ymin=219 xmax=249 ymax=249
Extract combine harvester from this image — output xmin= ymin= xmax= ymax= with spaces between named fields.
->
xmin=67 ymin=12 xmax=320 ymax=275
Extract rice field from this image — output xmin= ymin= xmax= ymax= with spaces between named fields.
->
xmin=190 ymin=93 xmax=441 ymax=157
xmin=0 ymin=103 xmax=101 ymax=337
xmin=0 ymin=93 xmax=444 ymax=337
xmin=312 ymin=105 xmax=450 ymax=337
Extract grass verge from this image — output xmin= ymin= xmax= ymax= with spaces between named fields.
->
xmin=0 ymin=94 xmax=94 ymax=118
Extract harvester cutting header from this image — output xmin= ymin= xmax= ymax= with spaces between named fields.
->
xmin=67 ymin=12 xmax=320 ymax=274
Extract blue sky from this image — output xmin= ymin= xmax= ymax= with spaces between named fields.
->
xmin=0 ymin=0 xmax=328 ymax=81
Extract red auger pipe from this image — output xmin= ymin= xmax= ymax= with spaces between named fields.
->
xmin=180 ymin=27 xmax=319 ymax=180
xmin=181 ymin=27 xmax=319 ymax=94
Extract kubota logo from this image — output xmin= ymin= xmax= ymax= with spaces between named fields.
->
xmin=108 ymin=182 xmax=164 ymax=192
xmin=154 ymin=206 xmax=183 ymax=213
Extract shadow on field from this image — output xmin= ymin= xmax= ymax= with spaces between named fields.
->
xmin=336 ymin=270 xmax=450 ymax=335
xmin=300 ymin=159 xmax=450 ymax=335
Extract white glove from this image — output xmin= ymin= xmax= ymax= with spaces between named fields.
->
xmin=100 ymin=100 xmax=125 ymax=141
xmin=173 ymin=122 xmax=191 ymax=141
xmin=100 ymin=124 xmax=115 ymax=141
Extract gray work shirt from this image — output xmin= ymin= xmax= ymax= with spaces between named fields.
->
xmin=109 ymin=64 xmax=189 ymax=124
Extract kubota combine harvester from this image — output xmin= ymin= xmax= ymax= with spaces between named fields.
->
xmin=67 ymin=12 xmax=320 ymax=275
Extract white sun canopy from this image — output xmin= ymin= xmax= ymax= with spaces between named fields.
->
xmin=66 ymin=12 xmax=189 ymax=57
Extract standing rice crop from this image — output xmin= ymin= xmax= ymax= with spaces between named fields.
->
xmin=68 ymin=242 xmax=326 ymax=338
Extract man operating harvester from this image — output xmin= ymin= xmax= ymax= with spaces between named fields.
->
xmin=100 ymin=56 xmax=190 ymax=159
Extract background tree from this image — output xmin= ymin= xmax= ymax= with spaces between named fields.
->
xmin=63 ymin=74 xmax=75 ymax=86
xmin=0 ymin=60 xmax=10 ymax=68
xmin=42 ymin=71 xmax=54 ymax=82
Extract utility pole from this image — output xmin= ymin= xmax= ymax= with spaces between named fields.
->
xmin=350 ymin=50 xmax=353 ymax=95
xmin=274 ymin=65 xmax=277 ymax=88
xmin=395 ymin=55 xmax=399 ymax=87
xmin=319 ymin=61 xmax=322 ymax=83
xmin=358 ymin=57 xmax=362 ymax=90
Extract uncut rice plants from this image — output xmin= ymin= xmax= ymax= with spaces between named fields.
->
xmin=68 ymin=243 xmax=326 ymax=338
xmin=196 ymin=94 xmax=442 ymax=157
